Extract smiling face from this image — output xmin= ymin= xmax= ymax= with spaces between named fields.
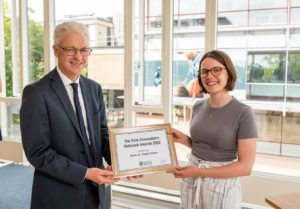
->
xmin=53 ymin=31 xmax=89 ymax=81
xmin=200 ymin=57 xmax=229 ymax=95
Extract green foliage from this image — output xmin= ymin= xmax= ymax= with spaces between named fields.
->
xmin=261 ymin=54 xmax=284 ymax=82
xmin=4 ymin=1 xmax=12 ymax=96
xmin=80 ymin=67 xmax=88 ymax=77
xmin=248 ymin=63 xmax=263 ymax=82
xmin=4 ymin=1 xmax=44 ymax=96
xmin=248 ymin=54 xmax=285 ymax=83
xmin=289 ymin=54 xmax=300 ymax=83
xmin=28 ymin=19 xmax=44 ymax=81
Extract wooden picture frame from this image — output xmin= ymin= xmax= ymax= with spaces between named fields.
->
xmin=109 ymin=123 xmax=178 ymax=178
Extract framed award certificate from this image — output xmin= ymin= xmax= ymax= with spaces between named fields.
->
xmin=109 ymin=123 xmax=178 ymax=178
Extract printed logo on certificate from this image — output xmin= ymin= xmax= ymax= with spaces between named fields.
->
xmin=109 ymin=124 xmax=178 ymax=177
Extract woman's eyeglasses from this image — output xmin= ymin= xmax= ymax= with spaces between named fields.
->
xmin=199 ymin=67 xmax=226 ymax=78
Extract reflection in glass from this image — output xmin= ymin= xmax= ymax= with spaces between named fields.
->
xmin=286 ymin=85 xmax=300 ymax=102
xmin=288 ymin=53 xmax=300 ymax=84
xmin=248 ymin=53 xmax=285 ymax=83
xmin=291 ymin=8 xmax=300 ymax=24
xmin=218 ymin=0 xmax=248 ymax=11
xmin=255 ymin=110 xmax=282 ymax=143
xmin=289 ymin=28 xmax=300 ymax=47
xmin=177 ymin=0 xmax=205 ymax=14
xmin=291 ymin=0 xmax=300 ymax=7
xmin=0 ymin=102 xmax=21 ymax=141
xmin=250 ymin=0 xmax=286 ymax=9
xmin=248 ymin=29 xmax=286 ymax=48
xmin=246 ymin=84 xmax=284 ymax=101
xmin=218 ymin=12 xmax=247 ymax=27
xmin=283 ymin=112 xmax=300 ymax=144
xmin=134 ymin=0 xmax=162 ymax=106
xmin=249 ymin=9 xmax=286 ymax=26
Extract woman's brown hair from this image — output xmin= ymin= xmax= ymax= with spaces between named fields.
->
xmin=198 ymin=50 xmax=237 ymax=94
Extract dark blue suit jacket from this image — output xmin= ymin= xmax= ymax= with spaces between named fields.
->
xmin=20 ymin=69 xmax=111 ymax=209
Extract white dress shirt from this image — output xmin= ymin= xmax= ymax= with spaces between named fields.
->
xmin=56 ymin=67 xmax=91 ymax=144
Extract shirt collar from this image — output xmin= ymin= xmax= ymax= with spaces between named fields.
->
xmin=56 ymin=66 xmax=80 ymax=86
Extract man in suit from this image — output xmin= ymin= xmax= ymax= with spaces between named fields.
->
xmin=20 ymin=21 xmax=118 ymax=209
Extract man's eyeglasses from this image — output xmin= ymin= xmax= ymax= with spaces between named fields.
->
xmin=199 ymin=67 xmax=226 ymax=78
xmin=57 ymin=45 xmax=92 ymax=56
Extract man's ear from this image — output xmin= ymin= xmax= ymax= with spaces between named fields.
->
xmin=53 ymin=45 xmax=59 ymax=57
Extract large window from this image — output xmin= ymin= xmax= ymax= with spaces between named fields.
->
xmin=217 ymin=0 xmax=300 ymax=157
xmin=1 ymin=0 xmax=299 ymax=163
xmin=1 ymin=0 xmax=21 ymax=140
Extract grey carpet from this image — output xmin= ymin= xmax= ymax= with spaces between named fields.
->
xmin=0 ymin=164 xmax=33 ymax=209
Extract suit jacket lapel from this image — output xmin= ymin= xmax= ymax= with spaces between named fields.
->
xmin=49 ymin=69 xmax=82 ymax=137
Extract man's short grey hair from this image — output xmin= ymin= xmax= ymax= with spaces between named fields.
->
xmin=54 ymin=21 xmax=89 ymax=45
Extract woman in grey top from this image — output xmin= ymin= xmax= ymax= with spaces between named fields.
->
xmin=169 ymin=50 xmax=257 ymax=209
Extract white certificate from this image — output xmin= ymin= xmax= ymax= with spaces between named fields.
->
xmin=109 ymin=124 xmax=178 ymax=177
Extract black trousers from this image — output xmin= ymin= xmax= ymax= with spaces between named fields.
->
xmin=84 ymin=181 xmax=101 ymax=209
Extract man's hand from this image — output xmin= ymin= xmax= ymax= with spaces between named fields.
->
xmin=126 ymin=174 xmax=144 ymax=180
xmin=85 ymin=168 xmax=119 ymax=184
xmin=106 ymin=165 xmax=143 ymax=180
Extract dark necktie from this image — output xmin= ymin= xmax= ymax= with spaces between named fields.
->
xmin=70 ymin=83 xmax=95 ymax=167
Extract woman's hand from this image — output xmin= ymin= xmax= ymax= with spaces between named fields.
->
xmin=167 ymin=166 xmax=200 ymax=178
xmin=169 ymin=128 xmax=192 ymax=148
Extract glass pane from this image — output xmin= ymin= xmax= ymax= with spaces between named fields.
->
xmin=249 ymin=9 xmax=287 ymax=26
xmin=179 ymin=0 xmax=205 ymax=14
xmin=218 ymin=0 xmax=248 ymax=11
xmin=225 ymin=50 xmax=248 ymax=96
xmin=246 ymin=84 xmax=284 ymax=101
xmin=217 ymin=31 xmax=248 ymax=48
xmin=289 ymin=28 xmax=300 ymax=47
xmin=248 ymin=29 xmax=286 ymax=48
xmin=255 ymin=110 xmax=282 ymax=143
xmin=286 ymin=52 xmax=300 ymax=102
xmin=247 ymin=53 xmax=285 ymax=83
xmin=103 ymin=89 xmax=124 ymax=128
xmin=282 ymin=112 xmax=300 ymax=144
xmin=286 ymin=85 xmax=300 ymax=102
xmin=134 ymin=0 xmax=162 ymax=106
xmin=0 ymin=101 xmax=21 ymax=140
xmin=218 ymin=11 xmax=248 ymax=27
xmin=250 ymin=0 xmax=287 ymax=9
xmin=291 ymin=8 xmax=300 ymax=24
xmin=291 ymin=0 xmax=300 ymax=7
xmin=174 ymin=0 xmax=205 ymax=29
xmin=255 ymin=110 xmax=282 ymax=155
xmin=28 ymin=0 xmax=44 ymax=83
xmin=173 ymin=0 xmax=205 ymax=127
xmin=288 ymin=53 xmax=300 ymax=84
xmin=55 ymin=0 xmax=124 ymax=47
